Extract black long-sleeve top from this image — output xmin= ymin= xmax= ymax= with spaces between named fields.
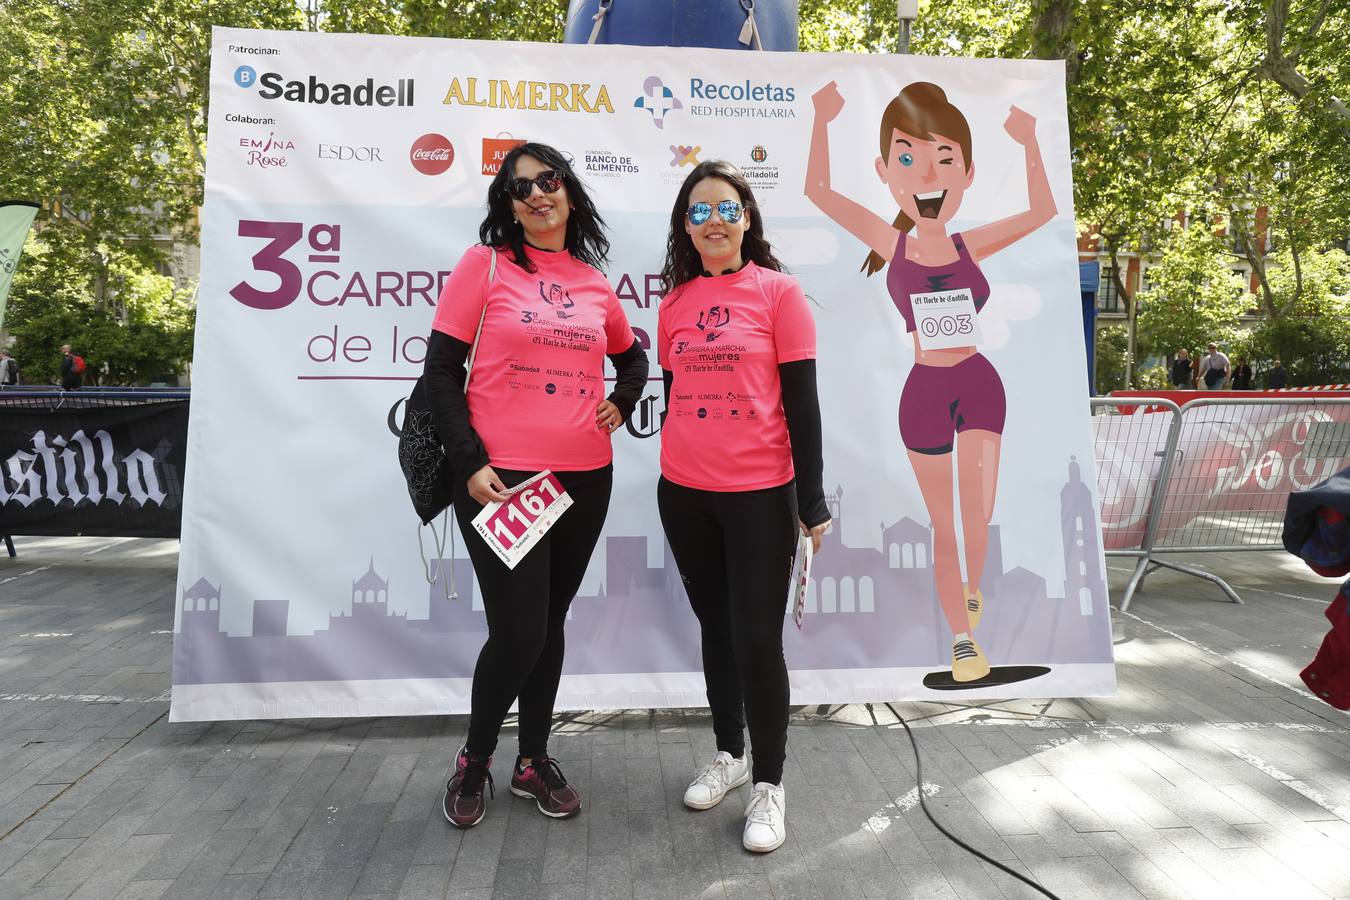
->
xmin=423 ymin=328 xmax=649 ymax=478
xmin=663 ymin=361 xmax=830 ymax=528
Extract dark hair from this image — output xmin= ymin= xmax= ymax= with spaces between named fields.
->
xmin=659 ymin=160 xmax=785 ymax=292
xmin=864 ymin=82 xmax=973 ymax=276
xmin=478 ymin=141 xmax=609 ymax=273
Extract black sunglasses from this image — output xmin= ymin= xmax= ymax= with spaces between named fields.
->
xmin=507 ymin=170 xmax=564 ymax=201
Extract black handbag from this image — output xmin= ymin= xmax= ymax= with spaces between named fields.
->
xmin=397 ymin=248 xmax=495 ymax=525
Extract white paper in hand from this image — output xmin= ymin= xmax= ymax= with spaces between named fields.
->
xmin=788 ymin=532 xmax=813 ymax=630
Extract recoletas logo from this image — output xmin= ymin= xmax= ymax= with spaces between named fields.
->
xmin=234 ymin=66 xmax=414 ymax=107
xmin=633 ymin=76 xmax=682 ymax=129
xmin=687 ymin=77 xmax=796 ymax=119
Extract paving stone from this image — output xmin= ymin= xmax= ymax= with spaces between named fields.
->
xmin=6 ymin=538 xmax=1350 ymax=900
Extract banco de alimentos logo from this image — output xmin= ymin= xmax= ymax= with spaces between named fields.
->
xmin=633 ymin=76 xmax=682 ymax=129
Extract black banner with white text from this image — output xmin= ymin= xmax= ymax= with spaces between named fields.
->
xmin=0 ymin=402 xmax=187 ymax=537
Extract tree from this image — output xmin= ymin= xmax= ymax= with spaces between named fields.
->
xmin=1244 ymin=247 xmax=1350 ymax=386
xmin=6 ymin=0 xmax=1345 ymax=388
xmin=1135 ymin=222 xmax=1250 ymax=364
xmin=0 ymin=0 xmax=300 ymax=379
xmin=4 ymin=230 xmax=196 ymax=385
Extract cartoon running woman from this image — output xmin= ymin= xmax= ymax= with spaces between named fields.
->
xmin=805 ymin=81 xmax=1056 ymax=682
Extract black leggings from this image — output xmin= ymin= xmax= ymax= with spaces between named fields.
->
xmin=455 ymin=465 xmax=612 ymax=760
xmin=657 ymin=476 xmax=797 ymax=785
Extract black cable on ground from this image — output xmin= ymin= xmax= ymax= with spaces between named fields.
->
xmin=895 ymin=712 xmax=1064 ymax=900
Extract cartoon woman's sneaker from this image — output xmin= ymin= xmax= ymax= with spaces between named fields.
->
xmin=951 ymin=636 xmax=990 ymax=682
xmin=964 ymin=585 xmax=984 ymax=631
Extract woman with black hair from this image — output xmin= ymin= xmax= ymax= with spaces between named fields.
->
xmin=656 ymin=160 xmax=830 ymax=852
xmin=426 ymin=142 xmax=649 ymax=827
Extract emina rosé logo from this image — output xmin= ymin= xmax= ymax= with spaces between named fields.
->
xmin=238 ymin=131 xmax=295 ymax=168
xmin=410 ymin=133 xmax=454 ymax=175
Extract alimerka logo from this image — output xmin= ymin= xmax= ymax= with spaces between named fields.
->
xmin=443 ymin=78 xmax=614 ymax=113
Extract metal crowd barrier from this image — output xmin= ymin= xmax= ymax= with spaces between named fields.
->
xmin=1091 ymin=396 xmax=1350 ymax=611
xmin=0 ymin=387 xmax=190 ymax=409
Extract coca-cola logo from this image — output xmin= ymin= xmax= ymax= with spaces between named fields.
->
xmin=410 ymin=133 xmax=454 ymax=175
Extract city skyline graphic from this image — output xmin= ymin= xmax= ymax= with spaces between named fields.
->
xmin=173 ymin=459 xmax=1110 ymax=685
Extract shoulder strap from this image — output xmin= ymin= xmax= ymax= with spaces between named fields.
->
xmin=463 ymin=248 xmax=496 ymax=391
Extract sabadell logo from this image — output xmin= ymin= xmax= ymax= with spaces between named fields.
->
xmin=234 ymin=66 xmax=414 ymax=107
xmin=410 ymin=134 xmax=454 ymax=175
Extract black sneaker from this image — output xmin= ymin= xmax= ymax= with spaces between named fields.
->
xmin=443 ymin=746 xmax=494 ymax=828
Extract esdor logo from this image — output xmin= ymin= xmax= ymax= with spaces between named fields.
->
xmin=410 ymin=134 xmax=454 ymax=175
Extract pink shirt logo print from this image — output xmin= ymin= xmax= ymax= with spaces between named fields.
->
xmin=539 ymin=281 xmax=577 ymax=319
xmin=696 ymin=305 xmax=731 ymax=342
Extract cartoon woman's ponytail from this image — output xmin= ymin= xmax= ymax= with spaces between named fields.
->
xmin=863 ymin=211 xmax=914 ymax=275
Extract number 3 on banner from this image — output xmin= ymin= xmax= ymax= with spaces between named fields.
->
xmin=229 ymin=220 xmax=303 ymax=310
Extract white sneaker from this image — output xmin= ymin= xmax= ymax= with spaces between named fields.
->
xmin=742 ymin=782 xmax=786 ymax=853
xmin=683 ymin=751 xmax=750 ymax=810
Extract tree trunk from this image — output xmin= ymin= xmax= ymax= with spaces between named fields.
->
xmin=1236 ymin=224 xmax=1277 ymax=320
xmin=1262 ymin=0 xmax=1350 ymax=126
xmin=1106 ymin=242 xmax=1136 ymax=387
xmin=1030 ymin=0 xmax=1079 ymax=85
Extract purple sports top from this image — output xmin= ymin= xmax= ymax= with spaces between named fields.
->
xmin=886 ymin=231 xmax=991 ymax=333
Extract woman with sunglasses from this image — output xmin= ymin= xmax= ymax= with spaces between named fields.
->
xmin=426 ymin=142 xmax=649 ymax=827
xmin=656 ymin=160 xmax=829 ymax=853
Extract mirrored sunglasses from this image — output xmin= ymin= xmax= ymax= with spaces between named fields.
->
xmin=687 ymin=200 xmax=744 ymax=226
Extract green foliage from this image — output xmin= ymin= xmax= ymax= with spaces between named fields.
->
xmin=314 ymin=0 xmax=567 ymax=41
xmin=798 ymin=0 xmax=900 ymax=53
xmin=1093 ymin=324 xmax=1129 ymax=393
xmin=4 ymin=232 xmax=196 ymax=385
xmin=1244 ymin=248 xmax=1350 ymax=386
xmin=4 ymin=0 xmax=1347 ymax=385
xmin=1135 ymin=224 xmax=1250 ymax=363
xmin=1133 ymin=364 xmax=1172 ymax=391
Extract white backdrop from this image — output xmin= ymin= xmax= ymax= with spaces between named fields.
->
xmin=171 ymin=26 xmax=1114 ymax=721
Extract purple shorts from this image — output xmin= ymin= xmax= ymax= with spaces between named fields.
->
xmin=899 ymin=354 xmax=1006 ymax=453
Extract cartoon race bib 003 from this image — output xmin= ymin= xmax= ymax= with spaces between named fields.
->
xmin=909 ymin=287 xmax=984 ymax=351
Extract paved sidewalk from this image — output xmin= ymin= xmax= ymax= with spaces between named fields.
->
xmin=2 ymin=536 xmax=1349 ymax=899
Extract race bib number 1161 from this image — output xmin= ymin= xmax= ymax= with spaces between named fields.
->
xmin=471 ymin=471 xmax=572 ymax=569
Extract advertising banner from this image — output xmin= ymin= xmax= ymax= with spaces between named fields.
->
xmin=173 ymin=27 xmax=1113 ymax=721
xmin=1 ymin=401 xmax=188 ymax=538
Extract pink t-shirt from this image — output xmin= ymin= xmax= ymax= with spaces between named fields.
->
xmin=432 ymin=244 xmax=637 ymax=471
xmin=657 ymin=262 xmax=816 ymax=491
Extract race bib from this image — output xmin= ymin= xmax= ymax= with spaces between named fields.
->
xmin=789 ymin=532 xmax=813 ymax=630
xmin=471 ymin=471 xmax=572 ymax=569
xmin=910 ymin=287 xmax=983 ymax=351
